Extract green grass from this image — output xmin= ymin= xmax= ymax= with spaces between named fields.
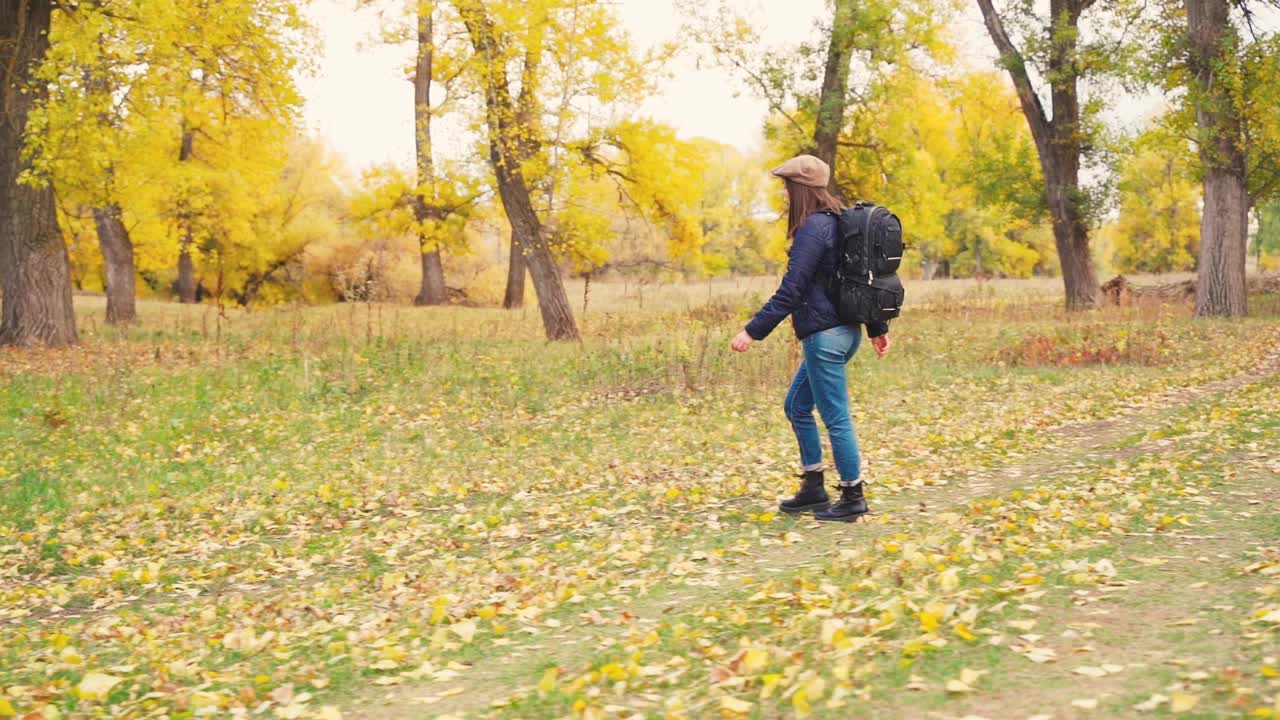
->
xmin=2 ymin=282 xmax=1279 ymax=719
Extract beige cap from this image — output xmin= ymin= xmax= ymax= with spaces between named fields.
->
xmin=770 ymin=154 xmax=830 ymax=188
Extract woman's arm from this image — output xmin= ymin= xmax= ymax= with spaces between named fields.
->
xmin=743 ymin=219 xmax=829 ymax=341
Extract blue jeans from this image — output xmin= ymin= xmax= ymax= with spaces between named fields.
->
xmin=784 ymin=325 xmax=862 ymax=486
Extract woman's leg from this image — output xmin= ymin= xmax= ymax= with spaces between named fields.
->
xmin=801 ymin=327 xmax=862 ymax=486
xmin=784 ymin=362 xmax=823 ymax=470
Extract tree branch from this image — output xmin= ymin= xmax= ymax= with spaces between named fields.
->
xmin=973 ymin=0 xmax=1053 ymax=156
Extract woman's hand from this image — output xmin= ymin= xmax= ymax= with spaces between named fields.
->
xmin=731 ymin=330 xmax=754 ymax=353
xmin=871 ymin=333 xmax=891 ymax=359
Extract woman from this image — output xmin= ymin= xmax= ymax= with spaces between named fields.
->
xmin=730 ymin=154 xmax=890 ymax=523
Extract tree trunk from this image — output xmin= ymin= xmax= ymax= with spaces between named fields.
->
xmin=1045 ymin=147 xmax=1099 ymax=310
xmin=975 ymin=0 xmax=1098 ymax=310
xmin=1186 ymin=0 xmax=1248 ymax=317
xmin=812 ymin=0 xmax=857 ymax=192
xmin=0 ymin=0 xmax=77 ymax=347
xmin=502 ymin=230 xmax=526 ymax=309
xmin=84 ymin=37 xmax=137 ymax=325
xmin=93 ymin=203 xmax=137 ymax=324
xmin=412 ymin=4 xmax=449 ymax=306
xmin=460 ymin=1 xmax=578 ymax=341
xmin=176 ymin=242 xmax=197 ymax=303
xmin=500 ymin=27 xmax=544 ymax=310
xmin=415 ymin=250 xmax=448 ymax=306
xmin=176 ymin=128 xmax=197 ymax=303
xmin=490 ymin=145 xmax=577 ymax=340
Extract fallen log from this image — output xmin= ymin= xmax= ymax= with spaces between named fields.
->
xmin=1100 ymin=275 xmax=1196 ymax=306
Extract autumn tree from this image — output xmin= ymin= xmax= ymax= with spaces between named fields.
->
xmin=347 ymin=160 xmax=479 ymax=301
xmin=812 ymin=0 xmax=857 ymax=182
xmin=37 ymin=1 xmax=174 ymax=322
xmin=449 ymin=0 xmax=703 ymax=338
xmin=234 ymin=138 xmax=349 ymax=307
xmin=35 ymin=6 xmax=141 ymax=324
xmin=1176 ymin=3 xmax=1276 ymax=314
xmin=1110 ymin=131 xmax=1201 ymax=274
xmin=454 ymin=0 xmax=579 ymax=339
xmin=147 ymin=0 xmax=310 ymax=304
xmin=693 ymin=141 xmax=776 ymax=276
xmin=1183 ymin=0 xmax=1249 ymax=314
xmin=356 ymin=0 xmax=481 ymax=306
xmin=1138 ymin=1 xmax=1280 ymax=313
xmin=0 ymin=0 xmax=77 ymax=346
xmin=682 ymin=0 xmax=949 ymax=202
xmin=972 ymin=0 xmax=1136 ymax=309
xmin=29 ymin=0 xmax=312 ymax=318
xmin=480 ymin=0 xmax=678 ymax=309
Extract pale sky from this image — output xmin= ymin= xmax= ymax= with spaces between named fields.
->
xmin=297 ymin=2 xmax=1276 ymax=175
xmin=298 ymin=0 xmax=929 ymax=172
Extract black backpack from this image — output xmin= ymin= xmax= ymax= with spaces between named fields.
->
xmin=822 ymin=202 xmax=906 ymax=324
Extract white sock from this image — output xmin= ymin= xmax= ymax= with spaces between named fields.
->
xmin=803 ymin=463 xmax=823 ymax=472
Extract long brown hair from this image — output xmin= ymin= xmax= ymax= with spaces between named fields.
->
xmin=785 ymin=179 xmax=844 ymax=239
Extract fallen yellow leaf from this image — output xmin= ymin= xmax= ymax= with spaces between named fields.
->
xmin=538 ymin=667 xmax=559 ymax=693
xmin=1170 ymin=693 xmax=1199 ymax=713
xmin=77 ymin=673 xmax=123 ymax=700
xmin=919 ymin=610 xmax=940 ymax=633
xmin=793 ymin=687 xmax=812 ymax=717
xmin=451 ymin=619 xmax=477 ymax=643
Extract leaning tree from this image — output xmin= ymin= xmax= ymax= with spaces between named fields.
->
xmin=973 ymin=0 xmax=1127 ymax=310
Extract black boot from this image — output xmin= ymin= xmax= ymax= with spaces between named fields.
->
xmin=779 ymin=470 xmax=830 ymax=514
xmin=814 ymin=482 xmax=869 ymax=522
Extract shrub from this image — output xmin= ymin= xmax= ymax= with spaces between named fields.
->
xmin=993 ymin=324 xmax=1172 ymax=367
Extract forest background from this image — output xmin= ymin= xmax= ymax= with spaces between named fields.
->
xmin=1 ymin=0 xmax=1279 ymax=344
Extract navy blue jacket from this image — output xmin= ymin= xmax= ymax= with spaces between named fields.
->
xmin=745 ymin=212 xmax=889 ymax=342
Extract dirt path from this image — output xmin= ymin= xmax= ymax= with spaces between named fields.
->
xmin=340 ymin=349 xmax=1280 ymax=720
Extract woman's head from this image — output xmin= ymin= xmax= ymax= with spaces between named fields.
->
xmin=771 ymin=155 xmax=843 ymax=239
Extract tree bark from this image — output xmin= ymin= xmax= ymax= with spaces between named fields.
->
xmin=412 ymin=4 xmax=449 ymax=306
xmin=459 ymin=1 xmax=578 ymax=340
xmin=812 ymin=0 xmax=857 ymax=192
xmin=975 ymin=0 xmax=1099 ymax=310
xmin=93 ymin=203 xmax=137 ymax=324
xmin=0 ymin=0 xmax=78 ymax=347
xmin=416 ymin=250 xmax=448 ymax=306
xmin=1186 ymin=0 xmax=1248 ymax=317
xmin=499 ymin=24 xmax=544 ymax=309
xmin=83 ymin=36 xmax=137 ymax=325
xmin=502 ymin=230 xmax=525 ymax=308
xmin=176 ymin=128 xmax=197 ymax=303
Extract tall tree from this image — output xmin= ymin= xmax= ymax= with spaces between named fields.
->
xmin=149 ymin=0 xmax=309 ymax=305
xmin=1109 ymin=128 xmax=1201 ymax=274
xmin=500 ymin=11 xmax=545 ymax=309
xmin=681 ymin=0 xmax=949 ymax=201
xmin=811 ymin=0 xmax=856 ymax=185
xmin=358 ymin=0 xmax=477 ymax=306
xmin=1184 ymin=0 xmax=1248 ymax=315
xmin=175 ymin=128 xmax=198 ymax=303
xmin=35 ymin=7 xmax=142 ymax=324
xmin=456 ymin=0 xmax=578 ymax=340
xmin=0 ymin=0 xmax=77 ymax=346
xmin=974 ymin=0 xmax=1101 ymax=310
xmin=412 ymin=3 xmax=447 ymax=306
xmin=79 ymin=26 xmax=138 ymax=323
xmin=1144 ymin=0 xmax=1280 ymax=312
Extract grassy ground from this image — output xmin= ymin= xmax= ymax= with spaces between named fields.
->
xmin=2 ymin=278 xmax=1279 ymax=720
